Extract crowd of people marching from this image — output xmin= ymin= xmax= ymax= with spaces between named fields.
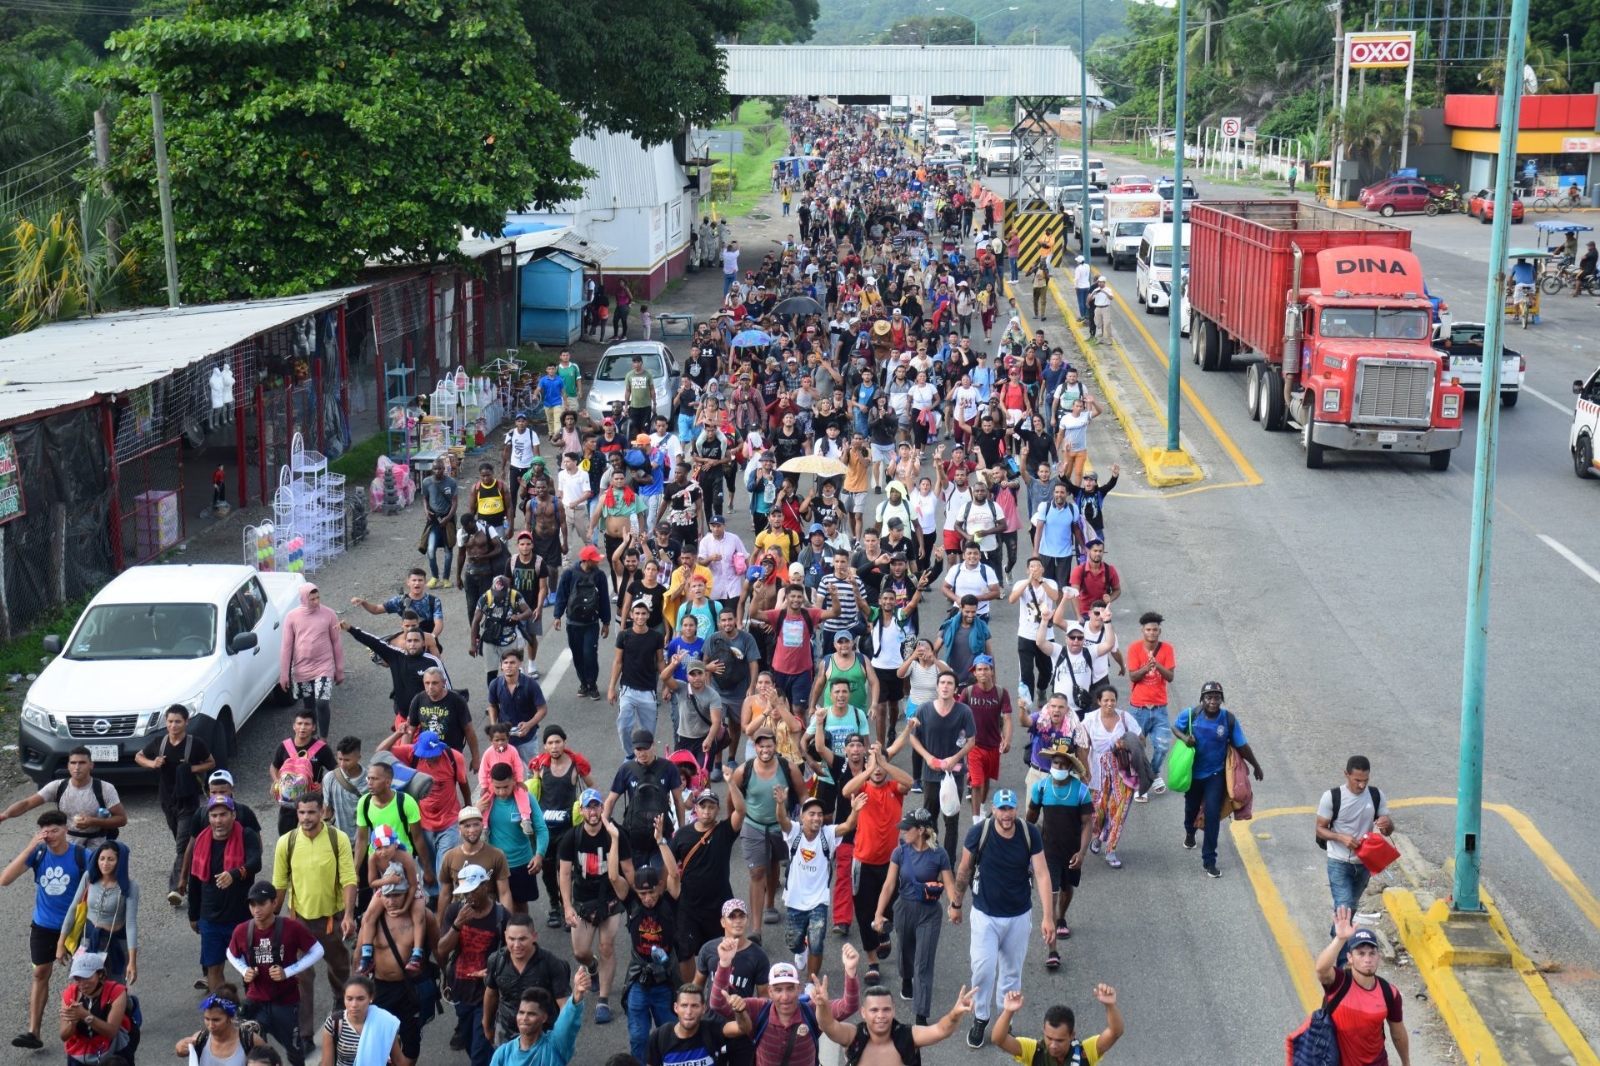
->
xmin=0 ymin=99 xmax=1408 ymax=1066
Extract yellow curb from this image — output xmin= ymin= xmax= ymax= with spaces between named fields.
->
xmin=1386 ymin=887 xmax=1509 ymax=1066
xmin=1478 ymin=889 xmax=1600 ymax=1066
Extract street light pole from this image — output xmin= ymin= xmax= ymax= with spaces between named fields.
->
xmin=1165 ymin=0 xmax=1188 ymax=451
xmin=934 ymin=6 xmax=1017 ymax=169
xmin=1079 ymin=0 xmax=1090 ymax=267
xmin=1454 ymin=0 xmax=1529 ymax=916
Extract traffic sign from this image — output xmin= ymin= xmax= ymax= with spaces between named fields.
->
xmin=1220 ymin=117 xmax=1241 ymax=138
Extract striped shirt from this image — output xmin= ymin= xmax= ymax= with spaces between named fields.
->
xmin=710 ymin=965 xmax=859 ymax=1066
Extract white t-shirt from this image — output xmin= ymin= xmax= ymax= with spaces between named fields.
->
xmin=1012 ymin=578 xmax=1060 ymax=643
xmin=909 ymin=382 xmax=939 ymax=415
xmin=958 ymin=497 xmax=1003 ymax=552
xmin=911 ymin=490 xmax=939 ymax=534
xmin=1317 ymin=785 xmax=1389 ymax=863
xmin=505 ymin=427 xmax=538 ymax=468
xmin=1076 ymin=710 xmax=1141 ymax=790
xmin=944 ymin=562 xmax=999 ymax=617
xmin=651 ymin=431 xmax=683 ymax=472
xmin=557 ymin=468 xmax=591 ymax=508
xmin=722 ymin=248 xmax=740 ymax=276
xmin=941 ymin=484 xmax=972 ymax=532
xmin=1060 ymin=410 xmax=1094 ymax=452
xmin=1043 ymin=638 xmax=1096 ymax=705
xmin=783 ymin=824 xmax=841 ymax=910
xmin=1081 ymin=622 xmax=1119 ymax=684
xmin=952 ymin=386 xmax=981 ymax=423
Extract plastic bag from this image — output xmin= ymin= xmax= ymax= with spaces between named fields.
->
xmin=1355 ymin=832 xmax=1400 ymax=875
xmin=939 ymin=771 xmax=960 ymax=817
xmin=1166 ymin=740 xmax=1196 ymax=793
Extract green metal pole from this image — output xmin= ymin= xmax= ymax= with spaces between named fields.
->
xmin=1165 ymin=0 xmax=1188 ymax=451
xmin=1079 ymin=0 xmax=1090 ymax=264
xmin=1454 ymin=0 xmax=1528 ymax=915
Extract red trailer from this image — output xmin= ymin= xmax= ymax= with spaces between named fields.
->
xmin=1187 ymin=201 xmax=1464 ymax=470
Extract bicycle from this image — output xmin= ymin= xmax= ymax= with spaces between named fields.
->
xmin=1531 ymin=186 xmax=1583 ymax=212
xmin=1510 ymin=283 xmax=1535 ymax=328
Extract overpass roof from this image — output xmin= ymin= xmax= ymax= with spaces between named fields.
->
xmin=720 ymin=45 xmax=1101 ymax=99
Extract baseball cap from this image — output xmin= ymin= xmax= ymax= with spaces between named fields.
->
xmin=635 ymin=866 xmax=663 ymax=891
xmin=579 ymin=545 xmax=603 ymax=563
xmin=709 ymin=514 xmax=726 ymax=525
xmin=453 ymin=865 xmax=491 ymax=895
xmin=634 ymin=434 xmax=652 ymax=446
xmin=973 ymin=653 xmax=995 ymax=668
xmin=457 ymin=806 xmax=484 ymax=824
xmin=694 ymin=788 xmax=720 ymax=807
xmin=580 ymin=788 xmax=604 ymax=808
xmin=515 ymin=411 xmax=528 ymax=420
xmin=69 ymin=952 xmax=107 ymax=979
xmin=1064 ymin=622 xmax=1086 ymax=637
xmin=898 ymin=807 xmax=934 ymax=831
xmin=1347 ymin=928 xmax=1381 ymax=950
xmin=808 ymin=522 xmax=824 ymax=535
xmin=768 ymin=962 xmax=801 ymax=986
xmin=207 ymin=794 xmax=236 ymax=811
xmin=1200 ymin=680 xmax=1225 ymax=698
xmin=208 ymin=769 xmax=234 ymax=786
xmin=686 ymin=658 xmax=706 ymax=674
xmin=992 ymin=789 xmax=1019 ymax=809
xmin=1075 ymin=255 xmax=1086 ymax=263
xmin=515 ymin=529 xmax=534 ymax=541
xmin=632 ymin=729 xmax=655 ymax=750
xmin=722 ymin=898 xmax=749 ymax=918
xmin=246 ymin=881 xmax=277 ymax=904
xmin=412 ymin=730 xmax=447 ymax=760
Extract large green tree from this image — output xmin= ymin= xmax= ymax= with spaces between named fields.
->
xmin=101 ymin=0 xmax=584 ymax=302
xmin=521 ymin=0 xmax=766 ymax=147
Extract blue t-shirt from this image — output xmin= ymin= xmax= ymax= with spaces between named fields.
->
xmin=1174 ymin=707 xmax=1247 ymax=780
xmin=892 ymin=842 xmax=953 ymax=902
xmin=382 ymin=592 xmax=443 ymax=627
xmin=963 ymin=818 xmax=1042 ymax=919
xmin=538 ymin=375 xmax=565 ymax=408
xmin=487 ymin=675 xmax=548 ymax=730
xmin=28 ymin=843 xmax=89 ymax=929
xmin=666 ymin=636 xmax=706 ymax=685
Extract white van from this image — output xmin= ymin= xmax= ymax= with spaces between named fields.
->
xmin=1570 ymin=365 xmax=1600 ymax=478
xmin=1135 ymin=222 xmax=1191 ymax=313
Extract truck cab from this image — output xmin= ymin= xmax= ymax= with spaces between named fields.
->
xmin=1572 ymin=366 xmax=1600 ymax=478
xmin=980 ymin=134 xmax=1018 ymax=176
xmin=1287 ymin=249 xmax=1465 ymax=469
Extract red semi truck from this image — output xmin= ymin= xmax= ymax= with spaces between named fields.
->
xmin=1187 ymin=201 xmax=1464 ymax=470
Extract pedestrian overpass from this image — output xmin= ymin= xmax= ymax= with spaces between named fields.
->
xmin=720 ymin=44 xmax=1102 ymax=211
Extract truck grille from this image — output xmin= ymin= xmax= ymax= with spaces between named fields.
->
xmin=1355 ymin=360 xmax=1433 ymax=426
xmin=67 ymin=714 xmax=140 ymax=739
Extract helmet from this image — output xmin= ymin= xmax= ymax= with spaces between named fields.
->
xmin=1199 ymin=681 xmax=1225 ymax=699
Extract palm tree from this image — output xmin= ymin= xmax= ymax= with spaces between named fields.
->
xmin=1185 ymin=0 xmax=1230 ymax=67
xmin=1330 ymin=85 xmax=1422 ymax=181
xmin=1478 ymin=39 xmax=1569 ymax=92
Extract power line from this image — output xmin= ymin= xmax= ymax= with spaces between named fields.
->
xmin=0 ymin=135 xmax=91 ymax=181
xmin=1095 ymin=0 xmax=1308 ymax=52
xmin=1 ymin=151 xmax=89 ymax=204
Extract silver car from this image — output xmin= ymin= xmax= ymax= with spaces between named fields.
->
xmin=584 ymin=341 xmax=681 ymax=425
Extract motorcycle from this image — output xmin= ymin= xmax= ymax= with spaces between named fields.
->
xmin=1424 ymin=188 xmax=1463 ymax=216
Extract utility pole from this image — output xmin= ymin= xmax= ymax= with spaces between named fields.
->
xmin=1166 ymin=0 xmax=1189 ymax=453
xmin=1330 ymin=1 xmax=1344 ymax=202
xmin=1079 ymin=0 xmax=1090 ymax=264
xmin=1454 ymin=0 xmax=1530 ymax=916
xmin=150 ymin=92 xmax=181 ymax=308
xmin=92 ymin=109 xmax=117 ymax=262
xmin=1157 ymin=63 xmax=1165 ymax=156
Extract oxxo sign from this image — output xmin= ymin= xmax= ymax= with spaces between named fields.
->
xmin=1348 ymin=33 xmax=1414 ymax=69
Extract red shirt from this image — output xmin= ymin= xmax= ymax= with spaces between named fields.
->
xmin=1127 ymin=641 xmax=1174 ymax=708
xmin=230 ymin=915 xmax=319 ymax=1004
xmin=1325 ymin=970 xmax=1401 ymax=1066
xmin=391 ymin=744 xmax=469 ymax=831
xmin=765 ymin=607 xmax=822 ymax=676
xmin=1069 ymin=561 xmax=1119 ymax=618
xmin=854 ymin=778 xmax=907 ymax=865
xmin=961 ymin=683 xmax=1012 ymax=749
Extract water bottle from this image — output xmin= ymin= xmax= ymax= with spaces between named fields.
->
xmin=649 ymin=945 xmax=669 ymax=965
xmin=96 ymin=807 xmax=110 ymax=820
xmin=1017 ymin=681 xmax=1032 ymax=712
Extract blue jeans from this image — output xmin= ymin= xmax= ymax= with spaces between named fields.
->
xmin=724 ymin=272 xmax=736 ymax=295
xmin=1131 ymin=704 xmax=1171 ymax=776
xmin=1328 ymin=858 xmax=1372 ymax=932
xmin=1076 ymin=286 xmax=1091 ymax=322
xmin=422 ymin=825 xmax=461 ymax=882
xmin=454 ymin=1000 xmax=491 ymax=1066
xmin=242 ymin=1000 xmax=307 ymax=1066
xmin=785 ymin=902 xmax=831 ymax=960
xmin=567 ymin=621 xmax=600 ymax=689
xmin=426 ymin=522 xmax=453 ymax=580
xmin=626 ymin=982 xmax=674 ymax=1061
xmin=1009 ymin=259 xmax=1019 ymax=282
xmin=1182 ymin=771 xmax=1228 ymax=867
xmin=617 ymin=686 xmax=659 ymax=755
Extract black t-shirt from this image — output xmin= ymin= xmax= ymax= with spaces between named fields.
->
xmin=485 ymin=945 xmax=571 ymax=1034
xmin=187 ymin=799 xmax=263 ymax=838
xmin=408 ymin=690 xmax=473 ymax=751
xmin=627 ymin=580 xmax=666 ymax=630
xmin=669 ymin=819 xmax=738 ymax=908
xmin=685 ymin=354 xmax=716 ymax=389
xmin=271 ymin=738 xmax=337 ymax=784
xmin=647 ymin=1017 xmax=731 ymax=1066
xmin=773 ymin=428 xmax=806 ymax=466
xmin=557 ymin=826 xmax=631 ymax=905
xmin=139 ymin=733 xmax=212 ymax=805
xmin=971 ymin=428 xmax=1006 ymax=469
xmin=440 ymin=900 xmax=507 ymax=1005
xmin=624 ymin=891 xmax=679 ymax=986
xmin=616 ymin=627 xmax=666 ymax=692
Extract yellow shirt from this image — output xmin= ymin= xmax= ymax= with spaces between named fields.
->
xmin=271 ymin=824 xmax=358 ymax=920
xmin=755 ymin=528 xmax=799 ymax=565
xmin=1012 ymin=1036 xmax=1100 ymax=1066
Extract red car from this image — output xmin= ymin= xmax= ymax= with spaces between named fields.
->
xmin=1110 ymin=174 xmax=1154 ymax=193
xmin=1362 ymin=180 xmax=1433 ymax=216
xmin=1469 ymin=188 xmax=1524 ymax=224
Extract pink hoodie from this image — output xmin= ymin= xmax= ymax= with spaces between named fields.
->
xmin=279 ymin=584 xmax=345 ymax=685
xmin=479 ymin=743 xmax=532 ymax=818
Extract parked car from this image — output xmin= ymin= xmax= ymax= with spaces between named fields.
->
xmin=585 ymin=341 xmax=682 ymax=425
xmin=1109 ymin=174 xmax=1155 ymax=193
xmin=1469 ymin=188 xmax=1524 ymax=223
xmin=1363 ymin=180 xmax=1433 ymax=216
xmin=20 ymin=564 xmax=306 ymax=782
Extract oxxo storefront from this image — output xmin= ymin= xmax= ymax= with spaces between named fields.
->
xmin=1445 ymin=93 xmax=1600 ymax=202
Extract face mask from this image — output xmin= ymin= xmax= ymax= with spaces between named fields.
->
xmin=1049 ymin=768 xmax=1071 ymax=783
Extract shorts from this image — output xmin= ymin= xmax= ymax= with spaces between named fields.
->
xmin=605 ymin=533 xmax=624 ymax=560
xmin=294 ymin=677 xmax=334 ymax=701
xmin=873 ymin=666 xmax=904 ymax=703
xmin=373 ymin=978 xmax=422 ymax=1060
xmin=740 ymin=821 xmax=786 ymax=869
xmin=839 ymin=490 xmax=865 ymax=516
xmin=1046 ymin=853 xmax=1083 ymax=890
xmin=676 ymin=900 xmax=724 ymax=960
xmin=30 ymin=922 xmax=56 ymax=967
xmin=870 ymin=443 xmax=895 ymax=464
xmin=967 ymin=745 xmax=1001 ymax=786
xmin=486 ymin=636 xmax=529 ymax=662
xmin=507 ymin=862 xmax=541 ymax=904
xmin=942 ymin=530 xmax=964 ymax=552
xmin=785 ymin=902 xmax=831 ymax=958
xmin=198 ymin=918 xmax=234 ymax=967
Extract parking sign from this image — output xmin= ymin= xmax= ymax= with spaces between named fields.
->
xmin=1220 ymin=117 xmax=1241 ymax=138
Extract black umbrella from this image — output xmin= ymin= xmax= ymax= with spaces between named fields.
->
xmin=772 ymin=296 xmax=825 ymax=317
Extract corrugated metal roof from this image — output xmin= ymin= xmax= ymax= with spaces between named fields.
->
xmin=552 ymin=129 xmax=686 ymax=215
xmin=720 ymin=45 xmax=1101 ymax=99
xmin=510 ymin=227 xmax=617 ymax=266
xmin=0 ymin=288 xmax=362 ymax=427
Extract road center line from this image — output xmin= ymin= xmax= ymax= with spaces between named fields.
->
xmin=1538 ymin=534 xmax=1600 ymax=586
xmin=1518 ymin=384 xmax=1570 ymax=414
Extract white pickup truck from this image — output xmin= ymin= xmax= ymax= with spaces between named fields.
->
xmin=979 ymin=134 xmax=1018 ymax=176
xmin=1434 ymin=321 xmax=1525 ymax=407
xmin=19 ymin=563 xmax=305 ymax=782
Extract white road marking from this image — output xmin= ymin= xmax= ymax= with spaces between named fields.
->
xmin=1519 ymin=384 xmax=1570 ymax=414
xmin=1539 ymin=535 xmax=1600 ymax=587
xmin=540 ymin=648 xmax=573 ymax=693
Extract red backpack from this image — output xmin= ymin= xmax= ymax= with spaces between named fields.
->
xmin=276 ymin=739 xmax=325 ymax=808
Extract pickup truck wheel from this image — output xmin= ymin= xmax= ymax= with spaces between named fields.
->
xmin=1246 ymin=365 xmax=1262 ymax=420
xmin=1576 ymin=435 xmax=1595 ymax=479
xmin=1303 ymin=411 xmax=1326 ymax=468
xmin=1429 ymin=449 xmax=1452 ymax=471
xmin=1500 ymin=389 xmax=1519 ymax=408
xmin=1200 ymin=320 xmax=1221 ymax=371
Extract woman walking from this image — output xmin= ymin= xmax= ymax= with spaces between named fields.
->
xmin=176 ymin=984 xmax=268 ymax=1064
xmin=872 ymin=807 xmax=956 ymax=1027
xmin=320 ymin=976 xmax=401 ymax=1066
xmin=59 ymin=841 xmax=139 ymax=985
xmin=1078 ymin=686 xmax=1141 ymax=869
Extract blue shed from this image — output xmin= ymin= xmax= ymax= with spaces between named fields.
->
xmin=519 ymin=251 xmax=584 ymax=345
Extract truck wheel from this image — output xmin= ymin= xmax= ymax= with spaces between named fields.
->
xmin=1576 ymin=435 xmax=1595 ymax=479
xmin=1246 ymin=365 xmax=1262 ymax=420
xmin=1261 ymin=368 xmax=1288 ymax=430
xmin=1429 ymin=449 xmax=1452 ymax=471
xmin=1219 ymin=334 xmax=1236 ymax=371
xmin=1144 ymin=295 xmax=1157 ymax=315
xmin=1190 ymin=316 xmax=1203 ymax=364
xmin=1501 ymin=389 xmax=1519 ymax=408
xmin=1200 ymin=320 xmax=1221 ymax=371
xmin=1303 ymin=412 xmax=1326 ymax=468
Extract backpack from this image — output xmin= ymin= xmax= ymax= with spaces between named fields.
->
xmin=369 ymin=751 xmax=435 ymax=801
xmin=51 ymin=778 xmax=119 ymax=842
xmin=1286 ymin=969 xmax=1399 ymax=1066
xmin=276 ymin=739 xmax=326 ymax=808
xmin=1316 ymin=786 xmax=1382 ymax=850
xmin=788 ymin=826 xmax=834 ymax=884
xmin=970 ymin=816 xmax=1041 ymax=894
xmin=1051 ymin=645 xmax=1096 ymax=713
xmin=751 ymin=999 xmax=822 ymax=1059
xmin=358 ymin=791 xmax=420 ymax=841
xmin=567 ymin=569 xmax=603 ymax=626
xmin=479 ymin=589 xmax=522 ymax=646
xmin=621 ymin=761 xmax=673 ymax=843
xmin=847 ymin=1019 xmax=921 ymax=1066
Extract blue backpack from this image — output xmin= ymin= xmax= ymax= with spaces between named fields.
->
xmin=1286 ymin=970 xmax=1398 ymax=1066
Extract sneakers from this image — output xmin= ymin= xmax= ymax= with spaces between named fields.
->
xmin=832 ymin=923 xmax=849 ymax=937
xmin=438 ymin=577 xmax=453 ymax=588
xmin=547 ymin=906 xmax=563 ymax=928
xmin=1151 ymin=776 xmax=1167 ymax=795
xmin=1183 ymin=831 xmax=1197 ymax=850
xmin=900 ymin=979 xmax=914 ymax=1001
xmin=168 ymin=889 xmax=184 ymax=906
xmin=1205 ymin=865 xmax=1222 ymax=879
xmin=966 ymin=1019 xmax=988 ymax=1049
xmin=910 ymin=782 xmax=923 ymax=795
xmin=426 ymin=576 xmax=440 ymax=588
xmin=710 ymin=765 xmax=725 ymax=783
